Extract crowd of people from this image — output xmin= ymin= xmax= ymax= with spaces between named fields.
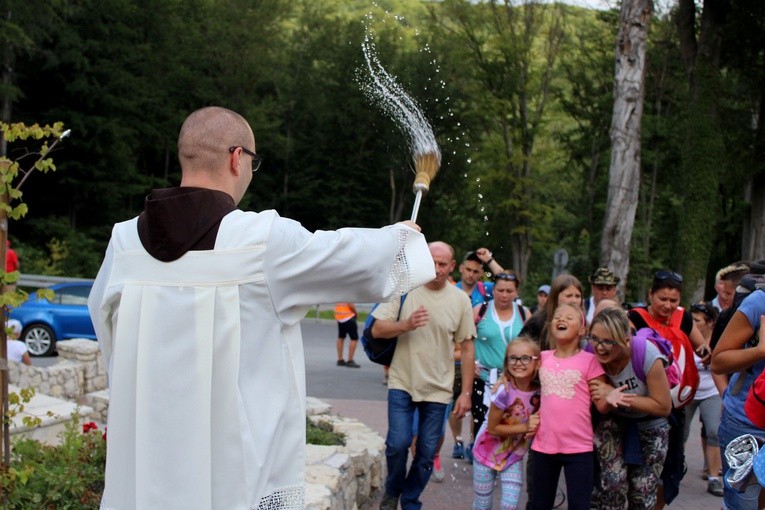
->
xmin=372 ymin=249 xmax=765 ymax=510
xmin=8 ymin=105 xmax=759 ymax=510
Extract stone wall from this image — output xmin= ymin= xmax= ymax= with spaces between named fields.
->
xmin=305 ymin=396 xmax=386 ymax=510
xmin=9 ymin=339 xmax=107 ymax=402
xmin=10 ymin=345 xmax=384 ymax=510
xmin=9 ymin=359 xmax=83 ymax=400
xmin=57 ymin=339 xmax=108 ymax=394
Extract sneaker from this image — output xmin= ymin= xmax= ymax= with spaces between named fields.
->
xmin=452 ymin=440 xmax=465 ymax=459
xmin=465 ymin=443 xmax=474 ymax=465
xmin=380 ymin=493 xmax=398 ymax=510
xmin=345 ymin=360 xmax=361 ymax=368
xmin=708 ymin=477 xmax=723 ymax=497
xmin=432 ymin=454 xmax=444 ymax=483
xmin=337 ymin=360 xmax=346 ymax=366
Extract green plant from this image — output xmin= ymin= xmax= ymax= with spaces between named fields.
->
xmin=306 ymin=417 xmax=345 ymax=446
xmin=3 ymin=388 xmax=45 ymax=429
xmin=1 ymin=415 xmax=106 ymax=509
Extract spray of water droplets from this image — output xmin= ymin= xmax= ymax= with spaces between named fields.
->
xmin=357 ymin=8 xmax=494 ymax=242
xmin=359 ymin=34 xmax=440 ymax=164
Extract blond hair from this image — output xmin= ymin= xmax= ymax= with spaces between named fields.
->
xmin=590 ymin=307 xmax=631 ymax=349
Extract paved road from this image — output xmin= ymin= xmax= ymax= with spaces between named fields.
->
xmin=36 ymin=321 xmax=723 ymax=509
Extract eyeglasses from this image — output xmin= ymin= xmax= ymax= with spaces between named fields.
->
xmin=507 ymin=355 xmax=538 ymax=366
xmin=494 ymin=273 xmax=518 ymax=282
xmin=654 ymin=270 xmax=683 ymax=284
xmin=585 ymin=336 xmax=619 ymax=350
xmin=229 ymin=146 xmax=263 ymax=173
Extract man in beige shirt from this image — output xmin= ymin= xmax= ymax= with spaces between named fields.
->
xmin=372 ymin=241 xmax=476 ymax=510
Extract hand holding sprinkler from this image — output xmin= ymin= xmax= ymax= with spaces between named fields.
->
xmin=410 ymin=151 xmax=441 ymax=223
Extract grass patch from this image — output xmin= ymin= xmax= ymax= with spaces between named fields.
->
xmin=306 ymin=418 xmax=345 ymax=446
xmin=304 ymin=308 xmax=369 ymax=322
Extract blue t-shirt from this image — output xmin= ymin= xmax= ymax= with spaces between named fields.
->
xmin=722 ymin=290 xmax=765 ymax=425
xmin=456 ymin=280 xmax=494 ymax=307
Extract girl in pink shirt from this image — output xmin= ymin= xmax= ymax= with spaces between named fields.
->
xmin=530 ymin=303 xmax=609 ymax=510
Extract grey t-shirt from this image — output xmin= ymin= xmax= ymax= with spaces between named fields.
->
xmin=607 ymin=340 xmax=668 ymax=428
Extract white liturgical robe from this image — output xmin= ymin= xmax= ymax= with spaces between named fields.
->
xmin=88 ymin=209 xmax=434 ymax=510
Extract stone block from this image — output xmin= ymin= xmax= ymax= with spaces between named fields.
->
xmin=305 ymin=483 xmax=332 ymax=510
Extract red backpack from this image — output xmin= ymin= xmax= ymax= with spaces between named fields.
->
xmin=630 ymin=307 xmax=699 ymax=408
xmin=745 ymin=371 xmax=765 ymax=428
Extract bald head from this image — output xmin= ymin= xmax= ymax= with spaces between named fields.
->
xmin=178 ymin=107 xmax=254 ymax=175
xmin=593 ymin=299 xmax=620 ymax=317
xmin=176 ymin=107 xmax=256 ymax=204
xmin=428 ymin=241 xmax=454 ymax=259
xmin=426 ymin=241 xmax=456 ymax=290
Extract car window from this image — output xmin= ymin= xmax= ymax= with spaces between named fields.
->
xmin=56 ymin=285 xmax=92 ymax=306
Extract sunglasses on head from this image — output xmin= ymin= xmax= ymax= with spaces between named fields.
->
xmin=691 ymin=302 xmax=715 ymax=319
xmin=494 ymin=273 xmax=518 ymax=282
xmin=654 ymin=270 xmax=683 ymax=284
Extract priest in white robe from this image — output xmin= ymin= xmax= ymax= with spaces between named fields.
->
xmin=88 ymin=106 xmax=435 ymax=510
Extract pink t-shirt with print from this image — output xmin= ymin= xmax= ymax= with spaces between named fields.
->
xmin=531 ymin=349 xmax=604 ymax=455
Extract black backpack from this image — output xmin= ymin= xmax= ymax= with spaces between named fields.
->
xmin=360 ymin=294 xmax=407 ymax=366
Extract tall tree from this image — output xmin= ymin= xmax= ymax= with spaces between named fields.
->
xmin=724 ymin=0 xmax=765 ymax=261
xmin=429 ymin=0 xmax=565 ymax=280
xmin=675 ymin=0 xmax=730 ymax=300
xmin=600 ymin=0 xmax=653 ymax=297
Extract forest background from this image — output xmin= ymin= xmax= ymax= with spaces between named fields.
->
xmin=2 ymin=0 xmax=763 ymax=304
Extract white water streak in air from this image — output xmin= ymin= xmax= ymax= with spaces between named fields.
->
xmin=360 ymin=36 xmax=440 ymax=163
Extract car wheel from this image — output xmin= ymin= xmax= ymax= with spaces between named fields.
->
xmin=22 ymin=324 xmax=57 ymax=356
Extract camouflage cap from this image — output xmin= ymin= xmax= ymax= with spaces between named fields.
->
xmin=589 ymin=267 xmax=620 ymax=286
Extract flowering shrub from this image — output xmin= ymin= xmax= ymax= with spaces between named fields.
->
xmin=1 ymin=410 xmax=337 ymax=507
xmin=1 ymin=414 xmax=106 ymax=509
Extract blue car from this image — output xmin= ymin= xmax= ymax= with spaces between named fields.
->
xmin=10 ymin=281 xmax=96 ymax=356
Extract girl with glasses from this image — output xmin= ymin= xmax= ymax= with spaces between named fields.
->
xmin=472 ymin=337 xmax=540 ymax=510
xmin=587 ymin=307 xmax=672 ymax=510
xmin=469 ymin=272 xmax=529 ymax=462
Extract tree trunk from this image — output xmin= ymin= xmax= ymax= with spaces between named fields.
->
xmin=600 ymin=0 xmax=653 ymax=298
xmin=743 ymin=72 xmax=765 ymax=260
xmin=743 ymin=179 xmax=765 ymax=260
xmin=1 ymin=5 xmax=13 ymax=476
xmin=675 ymin=0 xmax=730 ymax=302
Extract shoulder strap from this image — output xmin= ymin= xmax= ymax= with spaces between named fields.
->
xmin=476 ymin=300 xmax=489 ymax=325
xmin=477 ymin=281 xmax=486 ymax=298
xmin=630 ymin=332 xmax=648 ymax=383
xmin=396 ymin=294 xmax=407 ymax=321
xmin=631 ymin=307 xmax=653 ymax=327
xmin=669 ymin=308 xmax=685 ymax=329
xmin=517 ymin=302 xmax=527 ymax=322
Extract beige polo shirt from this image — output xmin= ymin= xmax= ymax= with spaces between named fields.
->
xmin=374 ymin=284 xmax=475 ymax=403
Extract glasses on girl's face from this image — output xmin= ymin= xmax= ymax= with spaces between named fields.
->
xmin=507 ymin=355 xmax=538 ymax=366
xmin=586 ymin=336 xmax=618 ymax=350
